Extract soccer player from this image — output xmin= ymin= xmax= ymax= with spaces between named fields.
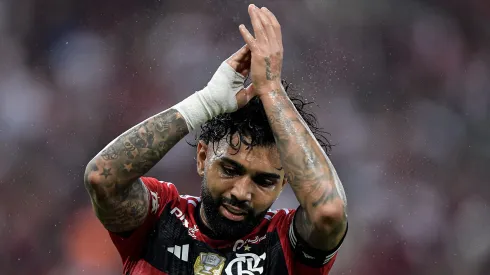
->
xmin=84 ymin=5 xmax=347 ymax=275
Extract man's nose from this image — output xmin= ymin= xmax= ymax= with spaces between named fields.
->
xmin=230 ymin=176 xmax=253 ymax=202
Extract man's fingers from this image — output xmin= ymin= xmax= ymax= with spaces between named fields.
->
xmin=238 ymin=44 xmax=249 ymax=54
xmin=258 ymin=7 xmax=277 ymax=45
xmin=248 ymin=4 xmax=267 ymax=44
xmin=226 ymin=44 xmax=250 ymax=72
xmin=239 ymin=24 xmax=257 ymax=52
xmin=243 ymin=48 xmax=251 ymax=62
xmin=228 ymin=44 xmax=249 ymax=61
xmin=262 ymin=7 xmax=282 ymax=48
xmin=236 ymin=51 xmax=252 ymax=76
xmin=236 ymin=44 xmax=250 ymax=60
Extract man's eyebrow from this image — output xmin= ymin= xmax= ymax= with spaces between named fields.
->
xmin=220 ymin=157 xmax=281 ymax=178
xmin=220 ymin=157 xmax=246 ymax=171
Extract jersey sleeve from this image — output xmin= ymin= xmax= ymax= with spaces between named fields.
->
xmin=109 ymin=177 xmax=179 ymax=261
xmin=274 ymin=208 xmax=347 ymax=274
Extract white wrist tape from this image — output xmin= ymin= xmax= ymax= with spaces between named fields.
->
xmin=173 ymin=62 xmax=245 ymax=131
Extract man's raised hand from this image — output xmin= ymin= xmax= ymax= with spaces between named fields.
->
xmin=239 ymin=5 xmax=284 ymax=97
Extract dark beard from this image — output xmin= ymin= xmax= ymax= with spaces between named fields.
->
xmin=200 ymin=178 xmax=270 ymax=240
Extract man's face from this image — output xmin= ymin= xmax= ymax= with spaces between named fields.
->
xmin=196 ymin=135 xmax=286 ymax=240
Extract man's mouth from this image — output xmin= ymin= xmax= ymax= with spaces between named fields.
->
xmin=220 ymin=203 xmax=247 ymax=221
xmin=222 ymin=203 xmax=247 ymax=215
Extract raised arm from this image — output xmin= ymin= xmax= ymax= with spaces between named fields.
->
xmin=240 ymin=5 xmax=347 ymax=252
xmin=84 ymin=45 xmax=254 ymax=233
xmin=84 ymin=110 xmax=188 ymax=232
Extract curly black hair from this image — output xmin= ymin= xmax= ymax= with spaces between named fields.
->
xmin=193 ymin=80 xmax=333 ymax=155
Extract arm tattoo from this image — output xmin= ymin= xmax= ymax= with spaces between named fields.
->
xmin=264 ymin=89 xmax=341 ymax=207
xmin=92 ymin=179 xmax=149 ymax=233
xmin=264 ymin=57 xmax=280 ymax=81
xmin=84 ymin=108 xmax=188 ymax=232
xmin=261 ymin=88 xmax=347 ymax=251
xmin=295 ymin=206 xmax=347 ymax=250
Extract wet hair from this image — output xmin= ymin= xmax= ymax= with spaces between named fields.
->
xmin=193 ymin=80 xmax=333 ymax=155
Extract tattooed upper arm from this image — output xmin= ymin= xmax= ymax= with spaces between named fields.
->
xmin=86 ymin=177 xmax=149 ymax=233
xmin=83 ymin=108 xmax=188 ymax=232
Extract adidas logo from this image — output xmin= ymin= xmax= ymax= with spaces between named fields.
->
xmin=167 ymin=244 xmax=189 ymax=262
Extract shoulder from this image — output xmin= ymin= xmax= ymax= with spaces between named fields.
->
xmin=259 ymin=208 xmax=296 ymax=233
xmin=179 ymin=194 xmax=201 ymax=206
xmin=267 ymin=208 xmax=296 ymax=222
xmin=140 ymin=177 xmax=176 ymax=190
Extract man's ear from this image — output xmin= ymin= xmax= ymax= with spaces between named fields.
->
xmin=196 ymin=141 xmax=209 ymax=177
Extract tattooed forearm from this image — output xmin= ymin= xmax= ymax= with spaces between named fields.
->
xmin=262 ymin=88 xmax=343 ymax=208
xmin=84 ymin=108 xmax=188 ymax=232
xmin=260 ymin=86 xmax=347 ymax=249
xmin=312 ymin=184 xmax=339 ymax=208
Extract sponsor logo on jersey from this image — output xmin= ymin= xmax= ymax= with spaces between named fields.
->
xmin=171 ymin=207 xmax=199 ymax=239
xmin=167 ymin=244 xmax=189 ymax=262
xmin=232 ymin=234 xmax=267 ymax=252
xmin=225 ymin=253 xmax=266 ymax=275
xmin=194 ymin=252 xmax=226 ymax=275
xmin=188 ymin=224 xmax=199 ymax=239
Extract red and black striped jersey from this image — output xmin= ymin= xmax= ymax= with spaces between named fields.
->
xmin=109 ymin=177 xmax=343 ymax=275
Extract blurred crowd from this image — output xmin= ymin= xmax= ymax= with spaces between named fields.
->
xmin=1 ymin=0 xmax=489 ymax=274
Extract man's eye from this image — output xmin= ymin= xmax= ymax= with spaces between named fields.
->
xmin=222 ymin=167 xmax=237 ymax=176
xmin=255 ymin=178 xmax=276 ymax=187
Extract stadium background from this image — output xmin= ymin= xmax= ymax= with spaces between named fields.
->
xmin=1 ymin=0 xmax=489 ymax=274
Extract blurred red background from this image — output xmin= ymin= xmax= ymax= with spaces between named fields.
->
xmin=1 ymin=0 xmax=489 ymax=274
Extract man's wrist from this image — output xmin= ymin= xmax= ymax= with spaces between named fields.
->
xmin=257 ymin=81 xmax=285 ymax=99
xmin=174 ymin=62 xmax=245 ymax=131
